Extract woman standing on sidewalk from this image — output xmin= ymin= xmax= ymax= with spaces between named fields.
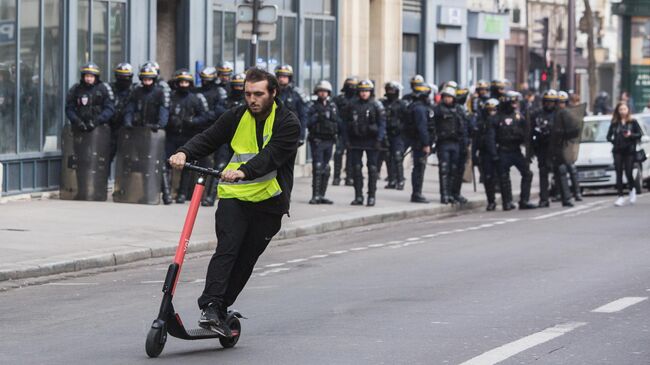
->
xmin=607 ymin=102 xmax=643 ymax=206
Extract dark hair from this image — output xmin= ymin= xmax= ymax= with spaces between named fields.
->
xmin=245 ymin=67 xmax=278 ymax=94
xmin=612 ymin=102 xmax=632 ymax=124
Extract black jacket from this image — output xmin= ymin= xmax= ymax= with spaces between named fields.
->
xmin=607 ymin=119 xmax=643 ymax=154
xmin=177 ymin=99 xmax=301 ymax=215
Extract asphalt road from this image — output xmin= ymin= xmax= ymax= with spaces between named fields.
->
xmin=1 ymin=195 xmax=649 ymax=364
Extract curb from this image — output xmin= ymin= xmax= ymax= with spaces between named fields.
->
xmin=0 ymin=198 xmax=486 ymax=283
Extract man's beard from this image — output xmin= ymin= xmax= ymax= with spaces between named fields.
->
xmin=248 ymin=98 xmax=274 ymax=118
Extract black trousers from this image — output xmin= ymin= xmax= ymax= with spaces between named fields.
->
xmin=198 ymin=199 xmax=283 ymax=310
xmin=614 ymin=151 xmax=635 ymax=195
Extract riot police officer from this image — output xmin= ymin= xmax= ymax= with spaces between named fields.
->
xmin=530 ymin=89 xmax=558 ymax=207
xmin=124 ymin=64 xmax=171 ymax=203
xmin=434 ymin=86 xmax=465 ymax=204
xmin=225 ymin=73 xmax=246 ymax=109
xmin=490 ymin=91 xmax=536 ymax=210
xmin=307 ymin=80 xmax=341 ymax=204
xmin=142 ymin=60 xmax=171 ymax=96
xmin=65 ymin=62 xmax=115 ymax=134
xmin=381 ymin=81 xmax=408 ymax=190
xmin=475 ymin=98 xmax=500 ymax=211
xmin=196 ymin=66 xmax=227 ymax=122
xmin=332 ymin=76 xmax=358 ymax=186
xmin=490 ymin=79 xmax=507 ymax=101
xmin=166 ymin=69 xmax=210 ymax=203
xmin=549 ymin=91 xmax=578 ymax=207
xmin=216 ymin=62 xmax=234 ymax=93
xmin=453 ymin=86 xmax=471 ymax=204
xmin=110 ymin=63 xmax=135 ymax=165
xmin=556 ymin=90 xmax=582 ymax=202
xmin=402 ymin=83 xmax=434 ymax=203
xmin=343 ymin=79 xmax=386 ymax=206
xmin=275 ymin=65 xmax=308 ymax=144
xmin=402 ymin=74 xmax=425 ymax=105
xmin=471 ymin=80 xmax=491 ymax=115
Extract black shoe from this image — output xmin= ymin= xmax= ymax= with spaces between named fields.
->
xmin=574 ymin=195 xmax=583 ymax=202
xmin=366 ymin=196 xmax=376 ymax=207
xmin=332 ymin=177 xmax=341 ymax=186
xmin=410 ymin=194 xmax=430 ymax=203
xmin=198 ymin=304 xmax=231 ymax=337
xmin=538 ymin=200 xmax=550 ymax=208
xmin=385 ymin=181 xmax=396 ymax=189
xmin=518 ymin=201 xmax=537 ymax=210
xmin=350 ymin=197 xmax=364 ymax=206
xmin=175 ymin=194 xmax=186 ymax=204
xmin=503 ymin=202 xmax=516 ymax=211
xmin=162 ymin=195 xmax=173 ymax=205
xmin=441 ymin=196 xmax=451 ymax=205
xmin=452 ymin=195 xmax=468 ymax=204
xmin=345 ymin=178 xmax=354 ymax=186
xmin=309 ymin=197 xmax=321 ymax=205
xmin=562 ymin=201 xmax=574 ymax=207
xmin=201 ymin=197 xmax=215 ymax=207
xmin=486 ymin=202 xmax=496 ymax=211
xmin=320 ymin=197 xmax=334 ymax=204
xmin=396 ymin=181 xmax=405 ymax=191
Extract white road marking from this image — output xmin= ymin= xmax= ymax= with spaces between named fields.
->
xmin=368 ymin=243 xmax=385 ymax=248
xmin=139 ymin=280 xmax=165 ymax=284
xmin=479 ymin=224 xmax=494 ymax=228
xmin=191 ymin=279 xmax=205 ymax=283
xmin=287 ymin=258 xmax=308 ymax=263
xmin=349 ymin=247 xmax=368 ymax=251
xmin=406 ymin=237 xmax=420 ymax=241
xmin=309 ymin=254 xmax=329 ymax=259
xmin=265 ymin=263 xmax=285 ymax=268
xmin=422 ymin=233 xmax=438 ymax=238
xmin=591 ymin=297 xmax=648 ymax=313
xmin=438 ymin=231 xmax=452 ymax=235
xmin=257 ymin=268 xmax=290 ymax=277
xmin=46 ymin=282 xmax=99 ymax=286
xmin=567 ymin=205 xmax=608 ymax=217
xmin=459 ymin=321 xmax=587 ymax=365
xmin=329 ymin=250 xmax=348 ymax=255
xmin=387 ymin=240 xmax=402 ymax=245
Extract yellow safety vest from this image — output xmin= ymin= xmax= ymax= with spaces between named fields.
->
xmin=217 ymin=103 xmax=282 ymax=202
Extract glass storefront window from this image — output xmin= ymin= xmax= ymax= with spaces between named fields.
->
xmin=301 ymin=18 xmax=335 ymax=92
xmin=109 ymin=2 xmax=127 ymax=78
xmin=302 ymin=19 xmax=312 ymax=92
xmin=402 ymin=34 xmax=418 ymax=85
xmin=92 ymin=0 xmax=108 ymax=80
xmin=283 ymin=17 xmax=296 ymax=72
xmin=0 ymin=1 xmax=17 ymax=154
xmin=78 ymin=0 xmax=90 ymax=66
xmin=213 ymin=11 xmax=223 ymax=64
xmin=19 ymin=0 xmax=41 ymax=153
xmin=43 ymin=0 xmax=62 ymax=152
xmin=223 ymin=12 xmax=235 ymax=65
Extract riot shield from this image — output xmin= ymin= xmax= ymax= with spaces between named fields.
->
xmin=112 ymin=127 xmax=166 ymax=204
xmin=560 ymin=103 xmax=587 ymax=165
xmin=59 ymin=124 xmax=111 ymax=201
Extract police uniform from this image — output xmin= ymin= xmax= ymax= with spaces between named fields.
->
xmin=380 ymin=87 xmax=408 ymax=190
xmin=402 ymin=86 xmax=434 ymax=203
xmin=332 ymin=77 xmax=358 ymax=186
xmin=65 ymin=67 xmax=115 ymax=133
xmin=434 ymin=92 xmax=464 ymax=204
xmin=343 ymin=80 xmax=386 ymax=206
xmin=530 ymin=91 xmax=557 ymax=207
xmin=474 ymin=99 xmax=500 ymax=210
xmin=307 ymin=81 xmax=341 ymax=205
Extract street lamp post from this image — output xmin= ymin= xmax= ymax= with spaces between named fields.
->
xmin=567 ymin=0 xmax=576 ymax=91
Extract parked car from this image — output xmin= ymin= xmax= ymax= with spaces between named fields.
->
xmin=574 ymin=113 xmax=650 ymax=193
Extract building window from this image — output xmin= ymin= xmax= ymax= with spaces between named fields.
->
xmin=300 ymin=17 xmax=336 ymax=92
xmin=78 ymin=0 xmax=128 ymax=82
xmin=402 ymin=34 xmax=419 ymax=84
xmin=0 ymin=0 xmax=64 ymax=156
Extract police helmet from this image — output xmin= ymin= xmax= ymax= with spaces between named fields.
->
xmin=557 ymin=91 xmax=569 ymax=103
xmin=412 ymin=83 xmax=432 ymax=98
xmin=384 ymin=81 xmax=402 ymax=94
xmin=114 ymin=63 xmax=133 ymax=80
xmin=485 ymin=98 xmax=499 ymax=110
xmin=217 ymin=62 xmax=234 ymax=76
xmin=441 ymin=86 xmax=456 ymax=98
xmin=443 ymin=81 xmax=459 ymax=90
xmin=173 ymin=69 xmax=194 ymax=86
xmin=410 ymin=74 xmax=425 ymax=88
xmin=142 ymin=61 xmax=161 ymax=75
xmin=230 ymin=73 xmax=245 ymax=91
xmin=542 ymin=89 xmax=558 ymax=102
xmin=491 ymin=79 xmax=506 ymax=89
xmin=456 ymin=87 xmax=469 ymax=103
xmin=80 ymin=62 xmax=101 ymax=77
xmin=357 ymin=79 xmax=374 ymax=93
xmin=274 ymin=64 xmax=294 ymax=78
xmin=138 ymin=65 xmax=158 ymax=81
xmin=314 ymin=80 xmax=333 ymax=95
xmin=476 ymin=80 xmax=489 ymax=90
xmin=341 ymin=76 xmax=359 ymax=92
xmin=200 ymin=66 xmax=217 ymax=82
xmin=506 ymin=90 xmax=521 ymax=103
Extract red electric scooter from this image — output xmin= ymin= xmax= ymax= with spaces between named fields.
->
xmin=145 ymin=162 xmax=243 ymax=358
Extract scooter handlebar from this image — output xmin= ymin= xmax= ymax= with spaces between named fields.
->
xmin=182 ymin=162 xmax=221 ymax=178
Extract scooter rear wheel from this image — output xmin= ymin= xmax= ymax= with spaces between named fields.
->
xmin=219 ymin=317 xmax=241 ymax=348
xmin=145 ymin=326 xmax=167 ymax=357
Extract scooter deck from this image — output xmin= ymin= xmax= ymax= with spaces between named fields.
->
xmin=166 ymin=311 xmax=241 ymax=340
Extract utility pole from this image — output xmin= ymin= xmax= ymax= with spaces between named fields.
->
xmin=567 ymin=0 xmax=576 ymax=91
xmin=249 ymin=0 xmax=260 ymax=68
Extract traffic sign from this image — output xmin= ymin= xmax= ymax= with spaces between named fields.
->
xmin=237 ymin=4 xmax=278 ymax=23
xmin=236 ymin=22 xmax=277 ymax=41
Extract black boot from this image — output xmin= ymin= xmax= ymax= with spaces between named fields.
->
xmin=175 ymin=171 xmax=189 ymax=204
xmin=161 ymin=166 xmax=173 ymax=205
xmin=451 ymin=163 xmax=467 ymax=204
xmin=350 ymin=166 xmax=364 ymax=205
xmin=319 ymin=166 xmax=333 ymax=204
xmin=345 ymin=155 xmax=354 ymax=186
xmin=518 ymin=171 xmax=536 ymax=210
xmin=410 ymin=161 xmax=429 ymax=203
xmin=538 ymin=166 xmax=550 ymax=208
xmin=309 ymin=173 xmax=322 ymax=205
xmin=385 ymin=180 xmax=397 ymax=189
xmin=333 ymin=147 xmax=343 ymax=186
xmin=201 ymin=176 xmax=218 ymax=207
xmin=367 ymin=166 xmax=378 ymax=206
xmin=500 ymin=174 xmax=516 ymax=211
xmin=569 ymin=164 xmax=583 ymax=201
xmin=439 ymin=163 xmax=452 ymax=204
xmin=395 ymin=152 xmax=405 ymax=191
xmin=484 ymin=176 xmax=496 ymax=211
xmin=557 ymin=164 xmax=574 ymax=207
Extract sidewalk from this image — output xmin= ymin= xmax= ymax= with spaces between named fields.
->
xmin=0 ymin=165 xmax=526 ymax=282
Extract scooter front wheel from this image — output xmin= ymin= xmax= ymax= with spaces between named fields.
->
xmin=219 ymin=316 xmax=241 ymax=348
xmin=146 ymin=326 xmax=167 ymax=357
